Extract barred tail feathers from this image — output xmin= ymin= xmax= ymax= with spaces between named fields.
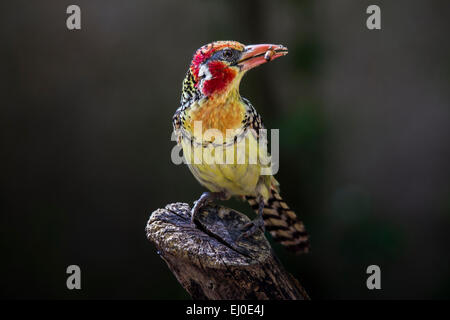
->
xmin=246 ymin=188 xmax=310 ymax=254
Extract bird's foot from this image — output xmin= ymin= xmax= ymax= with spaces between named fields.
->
xmin=238 ymin=216 xmax=265 ymax=240
xmin=191 ymin=194 xmax=210 ymax=225
xmin=191 ymin=191 xmax=226 ymax=225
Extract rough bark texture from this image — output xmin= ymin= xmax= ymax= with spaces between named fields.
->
xmin=146 ymin=202 xmax=309 ymax=300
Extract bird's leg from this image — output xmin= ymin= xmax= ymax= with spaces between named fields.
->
xmin=191 ymin=191 xmax=227 ymax=224
xmin=239 ymin=196 xmax=266 ymax=239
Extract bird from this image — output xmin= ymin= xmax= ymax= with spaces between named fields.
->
xmin=172 ymin=41 xmax=309 ymax=253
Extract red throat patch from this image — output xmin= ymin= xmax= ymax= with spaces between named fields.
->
xmin=201 ymin=61 xmax=237 ymax=96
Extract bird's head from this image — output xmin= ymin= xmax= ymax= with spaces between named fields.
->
xmin=181 ymin=40 xmax=288 ymax=104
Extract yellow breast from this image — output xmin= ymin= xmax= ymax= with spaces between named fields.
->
xmin=181 ymin=129 xmax=272 ymax=199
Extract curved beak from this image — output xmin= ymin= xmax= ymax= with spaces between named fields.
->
xmin=237 ymin=44 xmax=288 ymax=71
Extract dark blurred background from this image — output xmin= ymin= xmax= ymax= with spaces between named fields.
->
xmin=1 ymin=0 xmax=449 ymax=299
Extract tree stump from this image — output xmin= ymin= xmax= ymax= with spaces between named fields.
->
xmin=146 ymin=202 xmax=309 ymax=300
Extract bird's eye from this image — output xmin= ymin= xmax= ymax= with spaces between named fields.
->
xmin=222 ymin=49 xmax=233 ymax=59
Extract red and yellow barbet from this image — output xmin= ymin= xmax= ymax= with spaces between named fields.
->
xmin=173 ymin=41 xmax=309 ymax=253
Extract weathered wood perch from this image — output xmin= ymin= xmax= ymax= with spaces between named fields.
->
xmin=146 ymin=202 xmax=309 ymax=300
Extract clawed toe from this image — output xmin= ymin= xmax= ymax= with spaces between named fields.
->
xmin=190 ymin=201 xmax=205 ymax=224
xmin=237 ymin=218 xmax=265 ymax=241
xmin=190 ymin=191 xmax=227 ymax=224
